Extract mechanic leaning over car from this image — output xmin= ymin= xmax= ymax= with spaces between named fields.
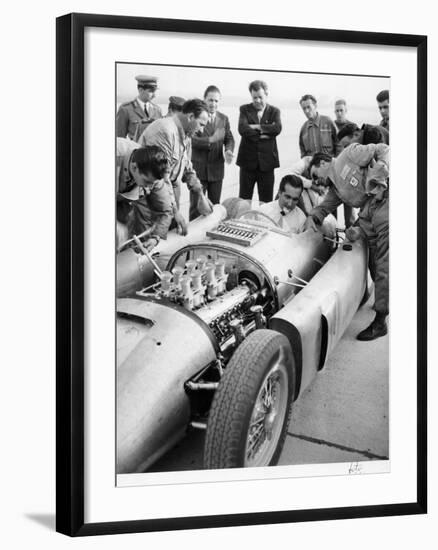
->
xmin=117 ymin=139 xmax=174 ymax=251
xmin=138 ymin=98 xmax=214 ymax=234
xmin=304 ymin=142 xmax=389 ymax=341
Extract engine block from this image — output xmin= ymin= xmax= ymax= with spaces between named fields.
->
xmin=136 ymin=253 xmax=261 ymax=345
xmin=194 ymin=285 xmax=252 ymax=342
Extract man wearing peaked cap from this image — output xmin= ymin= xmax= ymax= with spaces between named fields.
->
xmin=135 ymin=75 xmax=158 ymax=88
xmin=116 ymin=74 xmax=163 ymax=142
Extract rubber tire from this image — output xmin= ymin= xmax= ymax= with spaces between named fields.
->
xmin=204 ymin=329 xmax=295 ymax=469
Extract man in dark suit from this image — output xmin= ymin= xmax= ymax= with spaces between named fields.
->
xmin=116 ymin=75 xmax=163 ymax=142
xmin=236 ymin=80 xmax=282 ymax=203
xmin=190 ymin=85 xmax=235 ymax=219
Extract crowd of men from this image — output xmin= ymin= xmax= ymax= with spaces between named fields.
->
xmin=116 ymin=74 xmax=390 ymax=341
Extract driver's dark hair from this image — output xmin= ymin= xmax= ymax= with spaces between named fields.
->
xmin=279 ymin=174 xmax=303 ymax=194
xmin=182 ymin=98 xmax=208 ymax=117
xmin=131 ymin=146 xmax=169 ymax=179
xmin=309 ymin=152 xmax=332 ymax=170
xmin=337 ymin=123 xmax=360 ymax=142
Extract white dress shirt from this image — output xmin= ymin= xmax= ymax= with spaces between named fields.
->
xmin=136 ymin=97 xmax=149 ymax=115
xmin=258 ymin=200 xmax=307 ymax=234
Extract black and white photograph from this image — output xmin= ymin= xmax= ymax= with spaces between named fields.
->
xmin=0 ymin=0 xmax=433 ymax=545
xmin=53 ymin=11 xmax=426 ymax=537
xmin=115 ymin=62 xmax=390 ymax=480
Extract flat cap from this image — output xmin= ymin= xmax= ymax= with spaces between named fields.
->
xmin=169 ymin=95 xmax=186 ymax=107
xmin=135 ymin=75 xmax=158 ymax=88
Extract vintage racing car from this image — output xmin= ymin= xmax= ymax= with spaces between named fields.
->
xmin=116 ymin=200 xmax=368 ymax=473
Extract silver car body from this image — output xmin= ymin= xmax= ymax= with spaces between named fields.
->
xmin=116 ymin=211 xmax=368 ymax=473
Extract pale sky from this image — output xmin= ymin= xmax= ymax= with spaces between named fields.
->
xmin=116 ymin=62 xmax=389 ymax=118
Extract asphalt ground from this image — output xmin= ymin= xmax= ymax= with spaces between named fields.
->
xmin=150 ymin=293 xmax=389 ymax=472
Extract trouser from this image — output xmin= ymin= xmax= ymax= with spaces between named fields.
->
xmin=239 ymin=168 xmax=275 ymax=203
xmin=189 ymin=179 xmax=222 ymax=221
xmin=358 ymin=194 xmax=389 ymax=316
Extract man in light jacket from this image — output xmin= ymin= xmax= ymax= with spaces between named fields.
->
xmin=305 ymin=142 xmax=390 ymax=341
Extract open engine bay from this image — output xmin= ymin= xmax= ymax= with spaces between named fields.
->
xmin=136 ymin=244 xmax=278 ymax=350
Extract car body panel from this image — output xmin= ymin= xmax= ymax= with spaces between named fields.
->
xmin=270 ymin=238 xmax=368 ymax=394
xmin=116 ymin=208 xmax=368 ymax=473
xmin=117 ymin=298 xmax=217 ymax=473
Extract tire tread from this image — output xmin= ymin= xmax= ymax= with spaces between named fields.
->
xmin=204 ymin=329 xmax=295 ymax=469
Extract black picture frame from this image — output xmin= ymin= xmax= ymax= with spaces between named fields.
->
xmin=56 ymin=12 xmax=427 ymax=537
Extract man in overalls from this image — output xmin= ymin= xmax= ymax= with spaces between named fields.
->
xmin=305 ymin=142 xmax=389 ymax=341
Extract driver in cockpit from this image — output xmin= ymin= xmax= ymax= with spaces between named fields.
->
xmin=258 ymin=175 xmax=307 ymax=234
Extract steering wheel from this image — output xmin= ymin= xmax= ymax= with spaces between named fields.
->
xmin=236 ymin=210 xmax=281 ymax=228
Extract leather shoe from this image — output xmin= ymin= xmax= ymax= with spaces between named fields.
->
xmin=357 ymin=316 xmax=388 ymax=341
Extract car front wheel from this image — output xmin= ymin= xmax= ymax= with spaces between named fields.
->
xmin=204 ymin=329 xmax=295 ymax=469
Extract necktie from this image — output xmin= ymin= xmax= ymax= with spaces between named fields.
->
xmin=144 ymin=103 xmax=149 ymax=117
xmin=279 ymin=210 xmax=286 ymax=229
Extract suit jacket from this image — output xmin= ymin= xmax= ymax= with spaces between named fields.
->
xmin=236 ymin=103 xmax=281 ymax=172
xmin=116 ymin=99 xmax=162 ymax=142
xmin=191 ymin=111 xmax=235 ymax=181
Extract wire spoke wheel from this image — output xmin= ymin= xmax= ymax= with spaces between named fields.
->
xmin=204 ymin=329 xmax=295 ymax=469
xmin=244 ymin=351 xmax=289 ymax=467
